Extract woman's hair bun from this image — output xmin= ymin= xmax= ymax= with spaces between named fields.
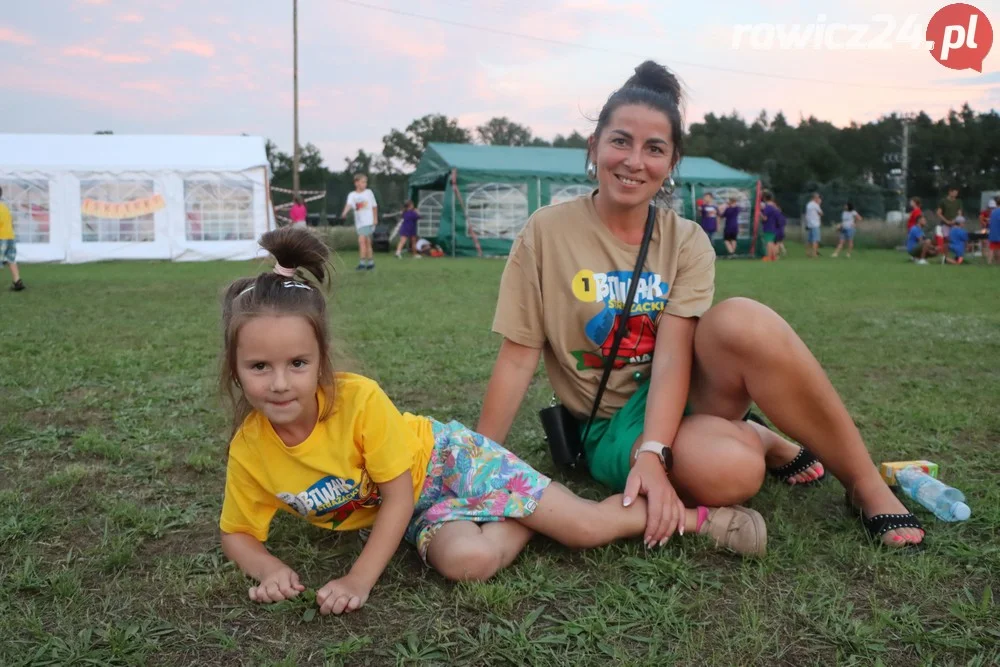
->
xmin=624 ymin=60 xmax=682 ymax=103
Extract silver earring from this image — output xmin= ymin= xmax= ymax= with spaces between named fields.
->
xmin=586 ymin=160 xmax=597 ymax=181
xmin=663 ymin=176 xmax=676 ymax=198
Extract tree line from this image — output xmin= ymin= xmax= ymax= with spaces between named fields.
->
xmin=267 ymin=104 xmax=999 ymax=219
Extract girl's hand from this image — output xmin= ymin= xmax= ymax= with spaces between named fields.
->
xmin=248 ymin=564 xmax=306 ymax=603
xmin=623 ymin=454 xmax=686 ymax=548
xmin=317 ymin=574 xmax=372 ymax=615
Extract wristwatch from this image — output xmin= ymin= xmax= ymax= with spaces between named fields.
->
xmin=634 ymin=440 xmax=673 ymax=473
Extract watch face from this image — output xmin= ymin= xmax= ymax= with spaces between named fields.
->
xmin=661 ymin=446 xmax=673 ymax=471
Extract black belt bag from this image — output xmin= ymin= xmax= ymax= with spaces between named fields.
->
xmin=540 ymin=204 xmax=657 ymax=469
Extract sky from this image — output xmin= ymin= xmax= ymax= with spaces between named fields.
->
xmin=2 ymin=0 xmax=999 ymax=170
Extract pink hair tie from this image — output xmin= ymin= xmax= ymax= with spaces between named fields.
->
xmin=273 ymin=263 xmax=296 ymax=278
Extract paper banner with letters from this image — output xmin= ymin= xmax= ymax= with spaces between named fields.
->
xmin=81 ymin=194 xmax=165 ymax=219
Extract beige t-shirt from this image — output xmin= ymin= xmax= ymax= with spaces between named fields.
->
xmin=493 ymin=193 xmax=715 ymax=419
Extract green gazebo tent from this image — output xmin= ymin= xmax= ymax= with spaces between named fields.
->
xmin=408 ymin=143 xmax=762 ymax=257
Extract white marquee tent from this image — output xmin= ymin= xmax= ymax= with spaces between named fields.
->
xmin=0 ymin=134 xmax=275 ymax=263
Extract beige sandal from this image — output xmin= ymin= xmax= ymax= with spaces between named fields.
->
xmin=697 ymin=505 xmax=767 ymax=557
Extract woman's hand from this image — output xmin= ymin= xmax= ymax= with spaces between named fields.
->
xmin=623 ymin=453 xmax=686 ymax=548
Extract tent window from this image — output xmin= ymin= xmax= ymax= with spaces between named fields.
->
xmin=184 ymin=180 xmax=255 ymax=242
xmin=549 ymin=184 xmax=592 ymax=206
xmin=466 ymin=183 xmax=528 ymax=240
xmin=704 ymin=187 xmax=753 ymax=238
xmin=80 ymin=179 xmax=156 ymax=243
xmin=0 ymin=178 xmax=50 ymax=244
xmin=417 ymin=190 xmax=443 ymax=238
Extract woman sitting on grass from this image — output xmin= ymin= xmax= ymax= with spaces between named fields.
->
xmin=476 ymin=60 xmax=924 ymax=551
xmin=215 ymin=227 xmax=767 ymax=616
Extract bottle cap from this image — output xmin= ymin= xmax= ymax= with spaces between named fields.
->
xmin=952 ymin=502 xmax=971 ymax=521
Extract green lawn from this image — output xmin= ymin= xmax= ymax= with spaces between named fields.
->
xmin=2 ymin=246 xmax=999 ymax=666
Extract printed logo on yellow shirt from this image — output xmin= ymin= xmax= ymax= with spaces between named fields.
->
xmin=277 ymin=469 xmax=381 ymax=525
xmin=570 ymin=269 xmax=668 ymax=371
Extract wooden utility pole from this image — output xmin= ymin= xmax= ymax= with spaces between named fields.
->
xmin=292 ymin=0 xmax=300 ymax=197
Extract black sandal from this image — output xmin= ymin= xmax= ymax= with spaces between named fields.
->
xmin=845 ymin=494 xmax=925 ymax=549
xmin=767 ymin=447 xmax=828 ymax=486
xmin=744 ymin=411 xmax=828 ymax=487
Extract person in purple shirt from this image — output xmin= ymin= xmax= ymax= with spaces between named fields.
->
xmin=720 ymin=197 xmax=741 ymax=256
xmin=989 ymin=205 xmax=1000 ymax=265
xmin=395 ymin=199 xmax=420 ymax=258
xmin=774 ymin=203 xmax=788 ymax=257
xmin=759 ymin=192 xmax=779 ymax=261
xmin=699 ymin=192 xmax=719 ymax=238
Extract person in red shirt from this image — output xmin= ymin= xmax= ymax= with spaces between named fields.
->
xmin=906 ymin=197 xmax=922 ymax=230
xmin=979 ymin=199 xmax=995 ymax=228
xmin=979 ymin=199 xmax=997 ymax=258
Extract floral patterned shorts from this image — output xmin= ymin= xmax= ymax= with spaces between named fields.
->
xmin=404 ymin=419 xmax=551 ymax=563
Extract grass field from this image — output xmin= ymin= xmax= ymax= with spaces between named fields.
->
xmin=2 ymin=244 xmax=999 ymax=666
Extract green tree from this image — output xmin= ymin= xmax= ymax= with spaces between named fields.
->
xmin=552 ymin=131 xmax=589 ymax=148
xmin=343 ymin=149 xmax=375 ymax=176
xmin=381 ymin=114 xmax=471 ymax=170
xmin=476 ymin=117 xmax=534 ymax=146
xmin=265 ymin=139 xmax=293 ymax=179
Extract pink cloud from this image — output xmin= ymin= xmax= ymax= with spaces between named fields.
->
xmin=63 ymin=46 xmax=102 ymax=58
xmin=103 ymin=53 xmax=150 ymax=64
xmin=115 ymin=13 xmax=144 ymax=23
xmin=62 ymin=45 xmax=150 ymax=64
xmin=121 ymin=80 xmax=171 ymax=96
xmin=561 ymin=0 xmax=651 ymax=19
xmin=205 ymin=72 xmax=260 ymax=93
xmin=0 ymin=26 xmax=35 ymax=46
xmin=5 ymin=64 xmax=147 ymax=111
xmin=513 ymin=10 xmax=584 ymax=42
xmin=171 ymin=39 xmax=215 ymax=57
xmin=78 ymin=0 xmax=110 ymax=4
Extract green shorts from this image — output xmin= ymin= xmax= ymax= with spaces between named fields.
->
xmin=580 ymin=380 xmax=690 ymax=493
xmin=762 ymin=232 xmax=776 ymax=244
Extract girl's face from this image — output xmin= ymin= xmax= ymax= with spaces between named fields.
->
xmin=591 ymin=104 xmax=674 ymax=210
xmin=235 ymin=314 xmax=320 ymax=431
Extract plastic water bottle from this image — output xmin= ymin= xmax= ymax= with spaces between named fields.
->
xmin=896 ymin=467 xmax=971 ymax=522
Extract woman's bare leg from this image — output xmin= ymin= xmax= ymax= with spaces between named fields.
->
xmin=664 ymin=415 xmax=768 ymax=505
xmin=686 ymin=297 xmax=923 ymax=546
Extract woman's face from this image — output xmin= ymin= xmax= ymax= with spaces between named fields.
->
xmin=591 ymin=104 xmax=675 ymax=210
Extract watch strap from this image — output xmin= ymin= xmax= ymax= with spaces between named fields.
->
xmin=635 ymin=440 xmax=670 ymax=462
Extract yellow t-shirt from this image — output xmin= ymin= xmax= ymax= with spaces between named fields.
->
xmin=219 ymin=373 xmax=435 ymax=541
xmin=0 ymin=203 xmax=13 ymax=240
xmin=492 ymin=193 xmax=716 ymax=419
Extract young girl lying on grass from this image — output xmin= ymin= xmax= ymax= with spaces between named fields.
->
xmin=217 ymin=227 xmax=767 ymax=616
